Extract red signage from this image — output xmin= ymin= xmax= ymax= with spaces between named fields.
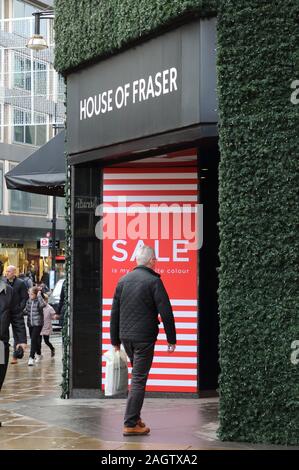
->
xmin=102 ymin=152 xmax=199 ymax=392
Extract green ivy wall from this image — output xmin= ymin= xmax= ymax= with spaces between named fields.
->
xmin=54 ymin=0 xmax=299 ymax=445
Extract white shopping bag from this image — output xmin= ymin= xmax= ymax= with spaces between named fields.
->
xmin=103 ymin=348 xmax=128 ymax=396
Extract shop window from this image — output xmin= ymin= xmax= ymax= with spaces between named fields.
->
xmin=8 ymin=163 xmax=48 ymax=215
xmin=13 ymin=108 xmax=47 ymax=146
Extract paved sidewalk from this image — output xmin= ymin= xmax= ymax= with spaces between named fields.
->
xmin=0 ymin=335 xmax=297 ymax=450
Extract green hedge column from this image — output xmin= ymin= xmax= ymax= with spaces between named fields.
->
xmin=217 ymin=0 xmax=299 ymax=444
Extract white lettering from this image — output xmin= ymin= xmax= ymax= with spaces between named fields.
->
xmin=132 ymin=80 xmax=139 ymax=104
xmin=169 ymin=67 xmax=178 ymax=92
xmin=139 ymin=78 xmax=146 ymax=102
xmin=80 ymin=99 xmax=86 ymax=120
xmin=107 ymin=89 xmax=113 ymax=111
xmin=124 ymin=83 xmax=130 ymax=107
xmin=173 ymin=240 xmax=189 ymax=262
xmin=163 ymin=69 xmax=169 ymax=94
xmin=86 ymin=96 xmax=94 ymax=118
xmin=130 ymin=240 xmax=145 ymax=262
xmin=112 ymin=240 xmax=128 ymax=261
xmin=94 ymin=94 xmax=101 ymax=115
xmin=146 ymin=75 xmax=155 ymax=100
xmin=154 ymin=72 xmax=162 ymax=97
xmin=102 ymin=91 xmax=108 ymax=113
xmin=154 ymin=239 xmax=169 ymax=262
xmin=115 ymin=86 xmax=124 ymax=109
xmin=79 ymin=67 xmax=179 ymax=119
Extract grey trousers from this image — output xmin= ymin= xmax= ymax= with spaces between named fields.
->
xmin=122 ymin=340 xmax=155 ymax=427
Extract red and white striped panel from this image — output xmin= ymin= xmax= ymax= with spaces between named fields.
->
xmin=102 ymin=158 xmax=198 ymax=393
xmin=102 ymin=298 xmax=198 ymax=392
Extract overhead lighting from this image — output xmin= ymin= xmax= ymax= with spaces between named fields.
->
xmin=26 ymin=10 xmax=54 ymax=52
xmin=26 ymin=33 xmax=48 ymax=51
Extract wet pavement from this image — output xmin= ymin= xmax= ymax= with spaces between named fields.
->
xmin=0 ymin=333 xmax=297 ymax=451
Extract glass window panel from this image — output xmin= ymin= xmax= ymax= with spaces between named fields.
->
xmin=24 ymin=3 xmax=36 ymax=17
xmin=9 ymin=164 xmax=48 ymax=215
xmin=14 ymin=72 xmax=24 ymax=88
xmin=25 ymin=125 xmax=34 ymax=144
xmin=25 ymin=71 xmax=31 ymax=91
xmin=35 ymin=61 xmax=47 ymax=95
xmin=14 ymin=125 xmax=24 ymax=143
xmin=36 ymin=124 xmax=46 ymax=146
xmin=12 ymin=0 xmax=24 ymax=18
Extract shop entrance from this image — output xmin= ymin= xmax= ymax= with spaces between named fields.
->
xmin=101 ymin=147 xmax=219 ymax=394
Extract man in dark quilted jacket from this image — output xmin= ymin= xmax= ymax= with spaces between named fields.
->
xmin=110 ymin=245 xmax=176 ymax=436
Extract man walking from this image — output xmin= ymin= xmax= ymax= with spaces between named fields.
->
xmin=0 ymin=261 xmax=27 ymax=426
xmin=110 ymin=245 xmax=176 ymax=436
xmin=5 ymin=266 xmax=28 ymax=363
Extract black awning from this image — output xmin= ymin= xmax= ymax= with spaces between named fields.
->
xmin=5 ymin=130 xmax=65 ymax=197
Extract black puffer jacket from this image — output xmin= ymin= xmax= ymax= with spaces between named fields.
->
xmin=110 ymin=266 xmax=176 ymax=345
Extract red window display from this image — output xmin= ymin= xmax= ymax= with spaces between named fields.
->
xmin=102 ymin=152 xmax=199 ymax=393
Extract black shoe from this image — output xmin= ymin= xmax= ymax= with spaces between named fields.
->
xmin=51 ymin=348 xmax=55 ymax=357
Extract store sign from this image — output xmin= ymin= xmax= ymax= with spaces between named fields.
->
xmin=40 ymin=238 xmax=49 ymax=248
xmin=40 ymin=248 xmax=49 ymax=257
xmin=67 ymin=19 xmax=217 ymax=155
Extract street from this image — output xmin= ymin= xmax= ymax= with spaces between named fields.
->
xmin=0 ymin=334 xmax=296 ymax=451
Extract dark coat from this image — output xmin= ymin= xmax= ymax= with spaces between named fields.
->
xmin=110 ymin=266 xmax=176 ymax=346
xmin=58 ymin=280 xmax=65 ymax=325
xmin=5 ymin=277 xmax=28 ymax=315
xmin=0 ymin=279 xmax=26 ymax=345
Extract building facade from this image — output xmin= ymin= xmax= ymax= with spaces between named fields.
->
xmin=0 ymin=0 xmax=65 ymax=281
xmin=54 ymin=0 xmax=298 ymax=445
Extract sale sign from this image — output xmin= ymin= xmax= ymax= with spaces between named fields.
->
xmin=101 ymin=154 xmax=199 ymax=392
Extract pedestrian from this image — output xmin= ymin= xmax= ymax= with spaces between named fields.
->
xmin=0 ymin=261 xmax=27 ymax=426
xmin=57 ymin=279 xmax=65 ymax=328
xmin=18 ymin=272 xmax=33 ymax=290
xmin=24 ymin=286 xmax=46 ymax=366
xmin=38 ymin=294 xmax=56 ymax=357
xmin=110 ymin=245 xmax=176 ymax=436
xmin=5 ymin=265 xmax=28 ymax=364
xmin=38 ymin=283 xmax=50 ymax=295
